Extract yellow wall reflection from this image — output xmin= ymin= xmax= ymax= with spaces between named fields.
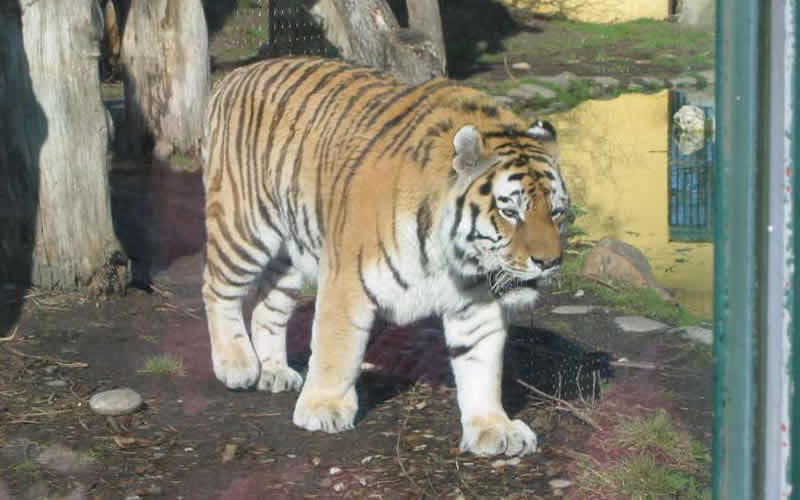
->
xmin=549 ymin=91 xmax=713 ymax=318
xmin=500 ymin=0 xmax=669 ymax=23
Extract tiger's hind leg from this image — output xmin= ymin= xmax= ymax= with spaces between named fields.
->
xmin=251 ymin=256 xmax=304 ymax=393
xmin=202 ymin=220 xmax=280 ymax=390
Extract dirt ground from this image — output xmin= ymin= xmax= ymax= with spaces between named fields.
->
xmin=1 ymin=4 xmax=714 ymax=499
xmin=0 ymin=167 xmax=711 ymax=499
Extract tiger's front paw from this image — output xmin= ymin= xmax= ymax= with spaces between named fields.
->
xmin=211 ymin=337 xmax=260 ymax=390
xmin=257 ymin=360 xmax=303 ymax=393
xmin=460 ymin=415 xmax=537 ymax=457
xmin=292 ymin=387 xmax=357 ymax=433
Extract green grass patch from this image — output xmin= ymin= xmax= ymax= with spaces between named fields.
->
xmin=557 ymin=250 xmax=701 ymax=327
xmin=584 ymin=455 xmax=709 ymax=500
xmin=6 ymin=460 xmax=40 ymax=478
xmin=478 ymin=19 xmax=713 ymax=72
xmin=140 ymin=353 xmax=186 ymax=376
xmin=85 ymin=443 xmax=114 ymax=462
xmin=139 ymin=335 xmax=159 ymax=344
xmin=579 ymin=410 xmax=710 ymax=499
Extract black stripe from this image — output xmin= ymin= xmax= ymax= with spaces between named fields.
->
xmin=448 ymin=329 xmax=501 ymax=360
xmin=379 ymin=238 xmax=409 ymax=290
xmin=357 ymin=250 xmax=380 ymax=308
xmin=450 ymin=195 xmax=466 ymax=239
xmin=466 ymin=203 xmax=480 ymax=241
xmin=416 ymin=198 xmax=432 ymax=270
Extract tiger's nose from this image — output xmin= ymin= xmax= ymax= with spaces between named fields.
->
xmin=531 ymin=255 xmax=561 ymax=270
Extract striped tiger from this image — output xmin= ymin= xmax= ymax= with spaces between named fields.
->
xmin=202 ymin=57 xmax=569 ymax=457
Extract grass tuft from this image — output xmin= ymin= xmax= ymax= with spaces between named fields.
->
xmin=140 ymin=353 xmax=186 ymax=376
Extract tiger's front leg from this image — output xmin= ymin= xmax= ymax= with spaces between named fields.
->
xmin=443 ymin=302 xmax=538 ymax=456
xmin=292 ymin=275 xmax=376 ymax=433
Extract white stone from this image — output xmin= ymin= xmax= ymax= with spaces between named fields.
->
xmin=535 ymin=72 xmax=578 ymax=90
xmin=89 ymin=388 xmax=143 ymax=416
xmin=511 ymin=62 xmax=531 ymax=70
xmin=573 ymin=289 xmax=585 ymax=298
xmin=552 ymin=305 xmax=595 ymax=315
xmin=329 ymin=467 xmax=342 ymax=475
xmin=614 ymin=316 xmax=669 ymax=333
xmin=683 ymin=326 xmax=712 ymax=345
xmin=549 ymin=479 xmax=573 ymax=489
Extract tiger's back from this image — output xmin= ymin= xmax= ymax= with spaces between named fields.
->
xmin=202 ymin=57 xmax=569 ymax=457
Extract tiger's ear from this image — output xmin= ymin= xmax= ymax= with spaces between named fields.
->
xmin=527 ymin=119 xmax=560 ymax=162
xmin=452 ymin=125 xmax=483 ymax=176
xmin=527 ymin=120 xmax=557 ymax=141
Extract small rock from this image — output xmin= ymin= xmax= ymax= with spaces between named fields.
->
xmin=669 ymin=75 xmax=698 ymax=88
xmin=221 ymin=443 xmax=238 ymax=463
xmin=587 ymin=76 xmax=620 ymax=89
xmin=637 ymin=76 xmax=665 ymax=89
xmin=361 ymin=455 xmax=374 ymax=464
xmin=89 ymin=388 xmax=143 ymax=416
xmin=549 ymin=479 xmax=573 ymax=489
xmin=36 ymin=444 xmax=91 ymax=473
xmin=312 ymin=457 xmax=321 ymax=466
xmin=534 ymin=72 xmax=578 ymax=90
xmin=552 ymin=305 xmax=594 ymax=315
xmin=333 ymin=482 xmax=345 ymax=492
xmin=574 ymin=289 xmax=585 ymax=298
xmin=184 ymin=447 xmax=194 ymax=453
xmin=43 ymin=365 xmax=58 ymax=375
xmin=493 ymin=95 xmax=515 ymax=108
xmin=582 ymin=237 xmax=672 ymax=300
xmin=329 ymin=466 xmax=342 ymax=475
xmin=682 ymin=326 xmax=712 ymax=345
xmin=507 ymin=83 xmax=557 ymax=101
xmin=614 ymin=316 xmax=669 ymax=333
xmin=511 ymin=62 xmax=531 ymax=71
xmin=698 ymin=69 xmax=715 ymax=85
xmin=45 ymin=379 xmax=67 ymax=387
xmin=491 ymin=457 xmax=521 ymax=468
xmin=413 ymin=444 xmax=427 ymax=451
xmin=627 ymin=82 xmax=643 ymax=92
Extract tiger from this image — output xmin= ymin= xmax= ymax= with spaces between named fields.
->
xmin=201 ymin=56 xmax=569 ymax=457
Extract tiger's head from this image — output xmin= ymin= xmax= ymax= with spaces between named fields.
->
xmin=441 ymin=120 xmax=568 ymax=306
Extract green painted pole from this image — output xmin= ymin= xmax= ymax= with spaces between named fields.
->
xmin=712 ymin=0 xmax=761 ymax=498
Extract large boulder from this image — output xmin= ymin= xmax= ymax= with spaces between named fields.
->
xmin=581 ymin=237 xmax=673 ymax=300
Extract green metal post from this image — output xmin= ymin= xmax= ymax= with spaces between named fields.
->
xmin=712 ymin=0 xmax=761 ymax=498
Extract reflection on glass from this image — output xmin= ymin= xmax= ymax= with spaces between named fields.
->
xmin=550 ymin=91 xmax=714 ymax=318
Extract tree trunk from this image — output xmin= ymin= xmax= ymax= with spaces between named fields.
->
xmin=120 ymin=0 xmax=209 ymax=159
xmin=406 ymin=0 xmax=446 ymax=74
xmin=309 ymin=0 xmax=446 ymax=85
xmin=0 ymin=0 xmax=130 ymax=296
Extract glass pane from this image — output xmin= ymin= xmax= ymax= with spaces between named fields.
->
xmin=1 ymin=0 xmax=714 ymax=498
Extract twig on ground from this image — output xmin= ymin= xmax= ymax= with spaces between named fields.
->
xmin=517 ymin=378 xmax=603 ymax=432
xmin=583 ymin=274 xmax=620 ymax=291
xmin=395 ymin=412 xmax=424 ymax=496
xmin=3 ymin=345 xmax=88 ymax=368
xmin=503 ymin=55 xmax=518 ymax=81
xmin=0 ymin=326 xmax=19 ymax=343
xmin=240 ymin=412 xmax=280 ymax=418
